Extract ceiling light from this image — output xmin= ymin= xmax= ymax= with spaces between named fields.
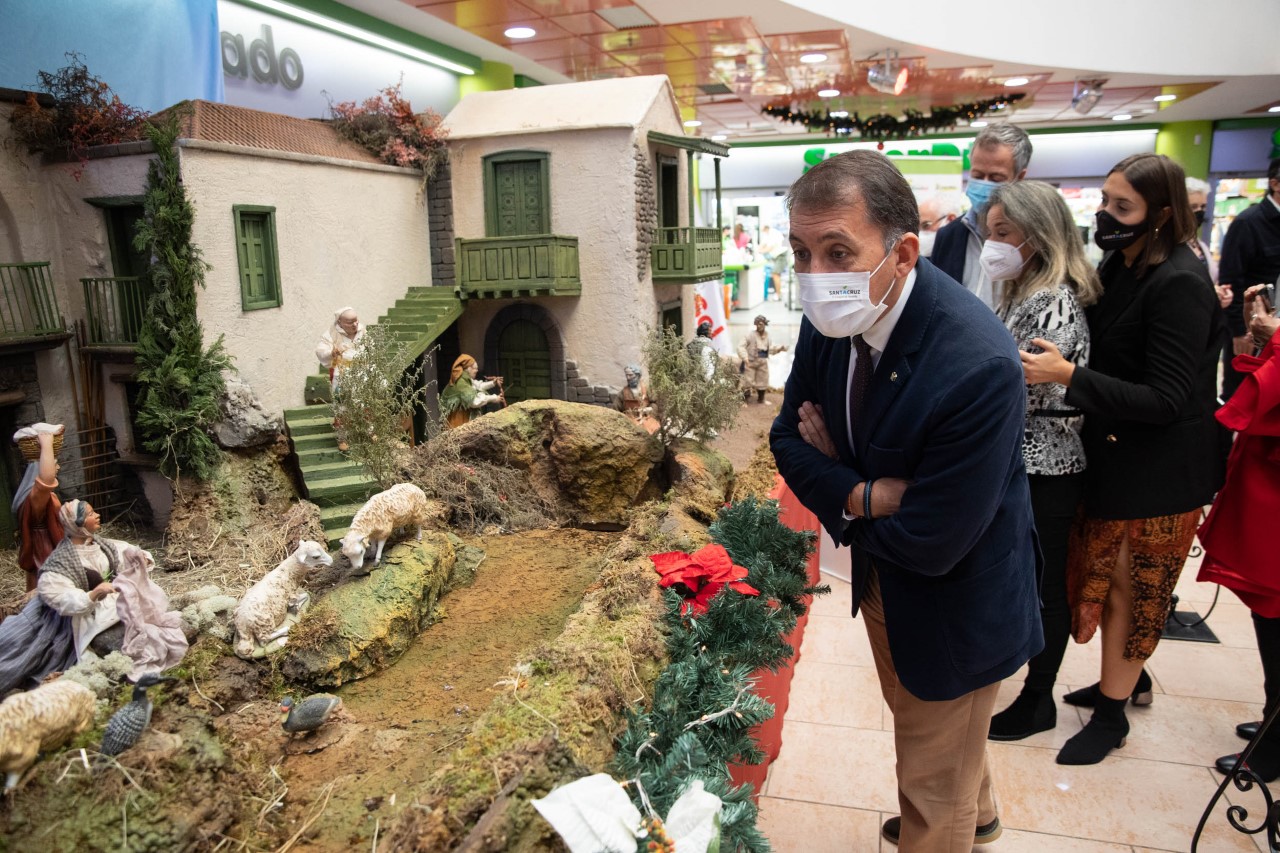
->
xmin=817 ymin=88 xmax=840 ymax=98
xmin=711 ymin=134 xmax=727 ymax=141
xmin=504 ymin=26 xmax=536 ymax=39
xmin=1004 ymin=77 xmax=1029 ymax=87
xmin=1112 ymin=113 xmax=1132 ymax=121
xmin=829 ymin=110 xmax=849 ymax=118
xmin=867 ymin=50 xmax=908 ymax=96
xmin=1071 ymin=78 xmax=1105 ymax=114
xmin=1270 ymin=105 xmax=1280 ymax=113
xmin=970 ymin=120 xmax=989 ymax=127
xmin=799 ymin=53 xmax=827 ymax=64
xmin=1153 ymin=94 xmax=1177 ymax=102
xmin=236 ymin=0 xmax=476 ymax=75
xmin=683 ymin=119 xmax=702 ymax=127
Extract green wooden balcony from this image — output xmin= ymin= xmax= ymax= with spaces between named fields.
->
xmin=82 ymin=276 xmax=152 ymax=347
xmin=455 ymin=234 xmax=581 ymax=299
xmin=651 ymin=227 xmax=723 ymax=283
xmin=0 ymin=262 xmax=67 ymax=343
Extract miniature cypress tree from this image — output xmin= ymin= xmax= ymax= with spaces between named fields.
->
xmin=133 ymin=112 xmax=232 ymax=480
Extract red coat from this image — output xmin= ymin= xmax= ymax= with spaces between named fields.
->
xmin=1199 ymin=337 xmax=1280 ymax=616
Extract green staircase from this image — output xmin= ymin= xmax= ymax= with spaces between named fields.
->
xmin=285 ymin=287 xmax=464 ymax=548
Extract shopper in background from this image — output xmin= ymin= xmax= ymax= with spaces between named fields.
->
xmin=1198 ymin=283 xmax=1280 ymax=783
xmin=1185 ymin=177 xmax=1222 ymax=288
xmin=732 ymin=222 xmax=751 ymax=251
xmin=1218 ymin=158 xmax=1280 ymax=398
xmin=932 ymin=122 xmax=1033 ymax=309
xmin=916 ymin=191 xmax=963 ymax=258
xmin=981 ymin=181 xmax=1101 ymax=742
xmin=1021 ymin=153 xmax=1223 ymax=766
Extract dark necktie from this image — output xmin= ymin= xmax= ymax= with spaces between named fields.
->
xmin=849 ymin=334 xmax=873 ymax=431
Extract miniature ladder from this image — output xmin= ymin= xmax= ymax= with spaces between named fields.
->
xmin=282 ymin=405 xmax=377 ymax=548
xmin=288 ymin=287 xmax=465 ymax=548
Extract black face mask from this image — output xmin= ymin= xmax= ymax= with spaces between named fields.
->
xmin=1194 ymin=209 xmax=1206 ymax=228
xmin=1094 ymin=210 xmax=1143 ymax=251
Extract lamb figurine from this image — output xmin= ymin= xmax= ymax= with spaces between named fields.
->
xmin=340 ymin=483 xmax=437 ymax=572
xmin=233 ymin=540 xmax=333 ymax=660
xmin=0 ymin=679 xmax=95 ymax=791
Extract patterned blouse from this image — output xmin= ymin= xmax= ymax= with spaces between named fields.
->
xmin=996 ymin=284 xmax=1091 ymax=476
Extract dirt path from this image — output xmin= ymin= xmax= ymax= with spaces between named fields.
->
xmin=256 ymin=528 xmax=618 ymax=851
xmin=709 ymin=395 xmax=782 ymax=474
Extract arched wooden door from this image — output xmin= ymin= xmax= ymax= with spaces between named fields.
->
xmin=497 ymin=319 xmax=551 ymax=403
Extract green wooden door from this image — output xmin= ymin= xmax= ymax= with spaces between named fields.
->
xmin=497 ymin=320 xmax=551 ymax=403
xmin=493 ymin=160 xmax=547 ymax=236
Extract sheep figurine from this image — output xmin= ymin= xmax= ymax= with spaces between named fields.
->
xmin=233 ymin=540 xmax=333 ymax=660
xmin=0 ymin=679 xmax=96 ymax=791
xmin=340 ymin=483 xmax=437 ymax=572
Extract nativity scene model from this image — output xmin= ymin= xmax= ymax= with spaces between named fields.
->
xmin=0 ymin=62 xmax=822 ymax=853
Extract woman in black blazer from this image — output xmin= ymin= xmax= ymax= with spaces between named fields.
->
xmin=1022 ymin=153 xmax=1223 ymax=765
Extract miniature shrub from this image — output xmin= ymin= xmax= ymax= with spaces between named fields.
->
xmin=643 ymin=325 xmax=742 ymax=447
xmin=328 ymin=81 xmax=448 ymax=191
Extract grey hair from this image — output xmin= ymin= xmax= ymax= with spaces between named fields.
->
xmin=786 ymin=150 xmax=917 ymax=253
xmin=986 ymin=180 xmax=1102 ymax=308
xmin=920 ymin=191 xmax=964 ymax=219
xmin=1185 ymin=176 xmax=1210 ymax=196
xmin=974 ymin=122 xmax=1033 ymax=175
xmin=624 ymin=363 xmax=642 ymax=376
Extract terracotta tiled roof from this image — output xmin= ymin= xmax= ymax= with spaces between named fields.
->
xmin=154 ymin=100 xmax=383 ymax=165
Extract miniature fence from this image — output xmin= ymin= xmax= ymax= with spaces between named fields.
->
xmin=0 ymin=262 xmax=66 ymax=339
xmin=81 ymin=276 xmax=150 ymax=346
xmin=651 ymin=226 xmax=723 ymax=283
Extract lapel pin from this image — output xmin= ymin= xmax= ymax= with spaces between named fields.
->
xmin=890 ymin=371 xmax=898 ymax=382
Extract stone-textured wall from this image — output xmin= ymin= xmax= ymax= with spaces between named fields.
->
xmin=634 ymin=145 xmax=656 ymax=282
xmin=0 ymin=354 xmax=46 ymax=427
xmin=428 ymin=158 xmax=455 ymax=289
xmin=564 ymin=358 xmax=619 ymax=409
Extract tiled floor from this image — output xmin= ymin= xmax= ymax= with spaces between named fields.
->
xmin=758 ymin=535 xmax=1270 ymax=852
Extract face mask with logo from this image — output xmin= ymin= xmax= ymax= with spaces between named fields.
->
xmin=979 ymin=239 xmax=1030 ymax=281
xmin=1094 ymin=209 xmax=1144 ymax=251
xmin=965 ymin=177 xmax=1000 ymax=211
xmin=797 ymin=248 xmax=898 ymax=339
xmin=918 ymin=230 xmax=937 ymax=256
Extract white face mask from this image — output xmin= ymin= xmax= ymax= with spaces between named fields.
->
xmin=918 ymin=230 xmax=936 ymax=257
xmin=979 ymin=239 xmax=1029 ymax=281
xmin=797 ymin=247 xmax=898 ymax=339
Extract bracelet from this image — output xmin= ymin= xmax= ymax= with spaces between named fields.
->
xmin=864 ymin=479 xmax=876 ymax=520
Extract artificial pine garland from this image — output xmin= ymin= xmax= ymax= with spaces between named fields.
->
xmin=762 ymin=94 xmax=1026 ymax=142
xmin=611 ymin=496 xmax=827 ymax=851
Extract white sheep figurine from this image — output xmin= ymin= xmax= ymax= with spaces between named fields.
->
xmin=0 ymin=679 xmax=96 ymax=791
xmin=340 ymin=483 xmax=437 ymax=572
xmin=233 ymin=540 xmax=333 ymax=660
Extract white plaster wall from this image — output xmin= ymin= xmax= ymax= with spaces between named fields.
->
xmin=450 ymin=126 xmax=657 ymax=389
xmin=180 ymin=147 xmax=432 ymax=416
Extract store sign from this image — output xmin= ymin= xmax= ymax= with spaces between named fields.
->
xmin=804 ymin=142 xmax=970 ymax=173
xmin=221 ymin=24 xmax=303 ymax=90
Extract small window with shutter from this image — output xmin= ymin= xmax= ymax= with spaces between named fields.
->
xmin=233 ymin=205 xmax=282 ymax=310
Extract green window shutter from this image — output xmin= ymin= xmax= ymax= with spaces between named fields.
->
xmin=233 ymin=205 xmax=282 ymax=310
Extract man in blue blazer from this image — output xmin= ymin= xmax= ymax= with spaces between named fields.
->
xmin=770 ymin=150 xmax=1041 ymax=851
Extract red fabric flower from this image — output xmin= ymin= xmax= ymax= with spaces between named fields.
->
xmin=649 ymin=544 xmax=759 ymax=615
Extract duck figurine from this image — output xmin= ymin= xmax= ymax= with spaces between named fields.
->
xmin=280 ymin=694 xmax=342 ymax=736
xmin=101 ymin=673 xmax=175 ymax=756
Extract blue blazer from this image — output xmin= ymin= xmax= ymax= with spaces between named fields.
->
xmin=770 ymin=259 xmax=1042 ymax=701
xmin=930 ymin=216 xmax=971 ymax=284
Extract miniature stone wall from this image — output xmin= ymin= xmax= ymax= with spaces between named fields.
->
xmin=0 ymin=354 xmax=47 ymax=427
xmin=634 ymin=144 xmax=656 ymax=282
xmin=428 ymin=158 xmax=455 ymax=289
xmin=564 ymin=358 xmax=620 ymax=409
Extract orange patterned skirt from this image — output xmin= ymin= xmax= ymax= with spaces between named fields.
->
xmin=1066 ymin=509 xmax=1202 ymax=661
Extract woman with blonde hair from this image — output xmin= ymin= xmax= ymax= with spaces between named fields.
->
xmin=439 ymin=355 xmax=503 ymax=428
xmin=982 ymin=179 xmax=1102 ymax=742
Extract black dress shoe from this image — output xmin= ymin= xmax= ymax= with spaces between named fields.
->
xmin=881 ymin=815 xmax=1002 ymax=846
xmin=1063 ymin=669 xmax=1153 ymax=708
xmin=1216 ymin=752 xmax=1279 ymax=782
xmin=1238 ymin=721 xmax=1262 ymax=741
xmin=989 ymin=689 xmax=1056 ymax=741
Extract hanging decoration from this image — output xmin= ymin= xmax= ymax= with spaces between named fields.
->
xmin=761 ymin=94 xmax=1026 ymax=142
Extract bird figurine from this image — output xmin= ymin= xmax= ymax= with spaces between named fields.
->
xmin=280 ymin=694 xmax=342 ymax=736
xmin=101 ymin=673 xmax=174 ymax=757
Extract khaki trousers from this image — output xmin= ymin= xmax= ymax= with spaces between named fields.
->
xmin=861 ymin=569 xmax=1000 ymax=852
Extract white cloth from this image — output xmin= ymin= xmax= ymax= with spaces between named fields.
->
xmin=471 ymin=378 xmax=501 ymax=408
xmin=37 ymin=570 xmax=119 ymax=660
xmin=11 ymin=422 xmax=61 ymax=442
xmin=113 ymin=545 xmax=188 ymax=681
xmin=315 ymin=323 xmax=365 ymax=385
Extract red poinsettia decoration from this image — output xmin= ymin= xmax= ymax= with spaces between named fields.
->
xmin=649 ymin=543 xmax=759 ymax=615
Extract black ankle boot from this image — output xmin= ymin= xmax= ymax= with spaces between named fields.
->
xmin=1063 ymin=669 xmax=1153 ymax=708
xmin=1057 ymin=694 xmax=1130 ymax=765
xmin=989 ymin=688 xmax=1056 ymax=741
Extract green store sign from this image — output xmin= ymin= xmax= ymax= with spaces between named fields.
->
xmin=804 ymin=142 xmax=973 ymax=174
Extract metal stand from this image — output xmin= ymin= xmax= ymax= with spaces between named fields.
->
xmin=1192 ymin=697 xmax=1280 ymax=851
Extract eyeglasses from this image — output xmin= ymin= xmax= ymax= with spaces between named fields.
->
xmin=919 ymin=219 xmax=939 ymax=230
